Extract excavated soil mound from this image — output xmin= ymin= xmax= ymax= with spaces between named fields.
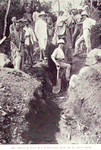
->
xmin=0 ymin=68 xmax=41 ymax=144
xmin=56 ymin=63 xmax=101 ymax=144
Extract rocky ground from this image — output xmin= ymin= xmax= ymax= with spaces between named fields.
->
xmin=56 ymin=62 xmax=101 ymax=144
xmin=0 ymin=68 xmax=41 ymax=144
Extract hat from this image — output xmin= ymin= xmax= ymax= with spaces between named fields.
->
xmin=58 ymin=39 xmax=65 ymax=44
xmin=81 ymin=11 xmax=88 ymax=17
xmin=39 ymin=11 xmax=46 ymax=17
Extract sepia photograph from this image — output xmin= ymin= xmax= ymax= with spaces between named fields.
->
xmin=0 ymin=0 xmax=101 ymax=149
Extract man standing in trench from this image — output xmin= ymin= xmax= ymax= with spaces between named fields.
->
xmin=73 ymin=11 xmax=96 ymax=56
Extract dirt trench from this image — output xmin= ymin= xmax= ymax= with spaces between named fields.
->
xmin=21 ymin=66 xmax=61 ymax=144
xmin=0 ymin=56 xmax=86 ymax=144
xmin=20 ymin=56 xmax=86 ymax=144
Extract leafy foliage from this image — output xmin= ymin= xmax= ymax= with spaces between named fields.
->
xmin=41 ymin=1 xmax=52 ymax=13
xmin=0 ymin=0 xmax=57 ymax=38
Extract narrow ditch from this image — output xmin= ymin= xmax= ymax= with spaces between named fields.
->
xmin=21 ymin=56 xmax=86 ymax=144
xmin=21 ymin=66 xmax=63 ymax=144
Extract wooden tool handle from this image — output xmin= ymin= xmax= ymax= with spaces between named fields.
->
xmin=56 ymin=66 xmax=60 ymax=80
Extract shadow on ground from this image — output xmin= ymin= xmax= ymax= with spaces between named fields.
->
xmin=22 ymin=97 xmax=61 ymax=144
xmin=21 ymin=67 xmax=62 ymax=144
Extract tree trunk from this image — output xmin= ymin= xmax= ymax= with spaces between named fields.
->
xmin=90 ymin=0 xmax=93 ymax=13
xmin=72 ymin=0 xmax=75 ymax=8
xmin=3 ymin=0 xmax=11 ymax=37
xmin=58 ymin=0 xmax=60 ymax=16
xmin=53 ymin=0 xmax=60 ymax=16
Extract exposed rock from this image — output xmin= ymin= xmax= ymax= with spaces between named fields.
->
xmin=0 ymin=53 xmax=10 ymax=67
xmin=85 ymin=48 xmax=101 ymax=66
xmin=0 ymin=83 xmax=3 ymax=88
xmin=62 ymin=63 xmax=101 ymax=144
xmin=95 ymin=51 xmax=101 ymax=61
xmin=0 ymin=110 xmax=7 ymax=116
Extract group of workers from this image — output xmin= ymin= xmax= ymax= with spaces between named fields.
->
xmin=8 ymin=5 xmax=96 ymax=86
xmin=9 ymin=10 xmax=52 ymax=70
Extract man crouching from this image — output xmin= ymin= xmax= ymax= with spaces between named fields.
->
xmin=51 ymin=39 xmax=71 ymax=81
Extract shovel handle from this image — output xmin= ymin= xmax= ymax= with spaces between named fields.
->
xmin=56 ymin=66 xmax=60 ymax=80
xmin=0 ymin=36 xmax=6 ymax=45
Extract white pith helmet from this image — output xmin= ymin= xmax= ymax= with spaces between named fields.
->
xmin=39 ymin=11 xmax=46 ymax=17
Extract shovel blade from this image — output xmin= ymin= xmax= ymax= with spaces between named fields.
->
xmin=52 ymin=79 xmax=61 ymax=94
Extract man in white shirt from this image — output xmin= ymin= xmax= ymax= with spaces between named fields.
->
xmin=73 ymin=11 xmax=96 ymax=56
xmin=52 ymin=11 xmax=68 ymax=45
xmin=23 ymin=19 xmax=37 ymax=65
xmin=51 ymin=39 xmax=71 ymax=80
xmin=35 ymin=11 xmax=47 ymax=61
xmin=56 ymin=11 xmax=67 ymax=37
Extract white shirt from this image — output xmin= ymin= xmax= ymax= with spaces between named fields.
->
xmin=51 ymin=47 xmax=65 ymax=60
xmin=56 ymin=15 xmax=67 ymax=36
xmin=56 ymin=14 xmax=68 ymax=26
xmin=23 ymin=26 xmax=36 ymax=45
xmin=35 ymin=18 xmax=47 ymax=40
xmin=83 ymin=18 xmax=96 ymax=31
xmin=56 ymin=14 xmax=73 ymax=36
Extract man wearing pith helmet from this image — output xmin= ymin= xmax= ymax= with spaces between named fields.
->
xmin=73 ymin=11 xmax=96 ymax=56
xmin=51 ymin=39 xmax=71 ymax=81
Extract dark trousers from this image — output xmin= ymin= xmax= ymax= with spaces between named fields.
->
xmin=68 ymin=24 xmax=75 ymax=42
xmin=72 ymin=24 xmax=82 ymax=49
xmin=26 ymin=44 xmax=33 ymax=65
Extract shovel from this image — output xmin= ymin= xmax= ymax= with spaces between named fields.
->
xmin=52 ymin=66 xmax=61 ymax=94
